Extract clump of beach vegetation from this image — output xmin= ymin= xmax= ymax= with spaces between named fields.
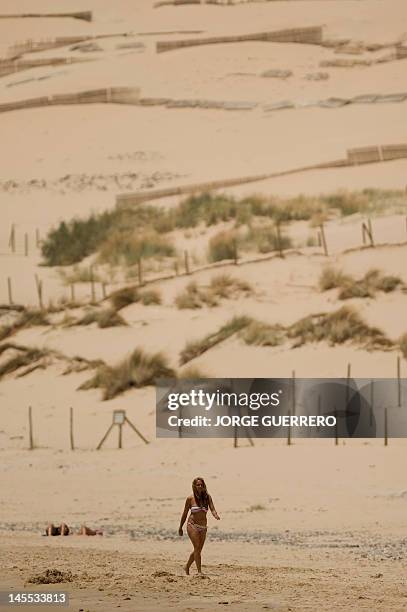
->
xmin=175 ymin=274 xmax=252 ymax=309
xmin=79 ymin=348 xmax=175 ymax=400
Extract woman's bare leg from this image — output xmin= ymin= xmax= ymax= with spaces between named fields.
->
xmin=46 ymin=524 xmax=54 ymax=536
xmin=186 ymin=523 xmax=202 ymax=573
xmin=185 ymin=551 xmax=195 ymax=575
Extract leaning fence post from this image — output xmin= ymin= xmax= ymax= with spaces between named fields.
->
xmin=28 ymin=406 xmax=34 ymax=450
xmin=319 ymin=223 xmax=328 ymax=256
xmin=7 ymin=277 xmax=13 ymax=305
xmin=35 ymin=275 xmax=43 ymax=310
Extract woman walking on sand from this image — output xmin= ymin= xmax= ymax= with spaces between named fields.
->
xmin=179 ymin=477 xmax=220 ymax=575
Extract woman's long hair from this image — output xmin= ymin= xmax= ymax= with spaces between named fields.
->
xmin=192 ymin=477 xmax=209 ymax=509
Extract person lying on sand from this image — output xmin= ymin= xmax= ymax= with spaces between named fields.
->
xmin=44 ymin=523 xmax=103 ymax=536
xmin=179 ymin=477 xmax=220 ymax=575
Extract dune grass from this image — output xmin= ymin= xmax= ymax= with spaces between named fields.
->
xmin=99 ymin=230 xmax=175 ymax=266
xmin=75 ymin=308 xmax=127 ymax=328
xmin=208 ymin=224 xmax=292 ymax=262
xmin=41 ymin=189 xmax=406 ymax=267
xmin=288 ymin=306 xmax=392 ymax=350
xmin=110 ymin=286 xmax=162 ymax=310
xmin=0 ymin=309 xmax=50 ymax=342
xmin=180 ymin=315 xmax=252 ymax=364
xmin=319 ymin=266 xmax=403 ymax=299
xmin=79 ymin=348 xmax=175 ymax=400
xmin=178 ymin=366 xmax=209 ymax=379
xmin=175 ymin=274 xmax=252 ymax=309
xmin=0 ymin=344 xmax=46 ymax=380
xmin=240 ymin=321 xmax=285 ymax=346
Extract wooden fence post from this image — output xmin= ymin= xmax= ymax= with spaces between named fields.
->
xmin=24 ymin=233 xmax=28 ymax=257
xmin=70 ymin=407 xmax=74 ymax=450
xmin=320 ymin=223 xmax=328 ymax=256
xmin=28 ymin=406 xmax=34 ymax=450
xmin=292 ymin=370 xmax=296 ymax=416
xmin=276 ymin=222 xmax=283 ymax=258
xmin=384 ymin=407 xmax=388 ymax=446
xmin=36 ymin=228 xmax=40 ymax=248
xmin=9 ymin=224 xmax=16 ymax=253
xmin=7 ymin=277 xmax=13 ymax=305
xmin=90 ymin=267 xmax=96 ymax=303
xmin=118 ymin=422 xmax=123 ymax=449
xmin=35 ymin=275 xmax=43 ymax=309
xmin=70 ymin=283 xmax=75 ymax=303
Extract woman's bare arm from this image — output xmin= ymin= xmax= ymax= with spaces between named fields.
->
xmin=179 ymin=497 xmax=190 ymax=535
xmin=209 ymin=495 xmax=220 ymax=520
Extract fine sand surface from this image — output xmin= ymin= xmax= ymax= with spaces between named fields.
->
xmin=1 ymin=443 xmax=407 ymax=611
xmin=1 ymin=1 xmax=407 ymax=611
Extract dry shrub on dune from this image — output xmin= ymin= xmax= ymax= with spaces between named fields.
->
xmin=319 ymin=266 xmax=351 ymax=291
xmin=74 ymin=307 xmax=126 ymax=328
xmin=0 ymin=344 xmax=46 ymax=379
xmin=175 ymin=274 xmax=252 ymax=309
xmin=208 ymin=230 xmax=237 ymax=262
xmin=99 ymin=230 xmax=175 ymax=266
xmin=0 ymin=309 xmax=50 ymax=341
xmin=179 ymin=366 xmax=209 ymax=379
xmin=139 ymin=289 xmax=162 ymax=305
xmin=320 ymin=267 xmax=402 ymax=299
xmin=110 ymin=286 xmax=162 ymax=310
xmin=180 ymin=315 xmax=252 ymax=364
xmin=79 ymin=348 xmax=175 ymax=399
xmin=288 ymin=305 xmax=392 ymax=350
xmin=241 ymin=321 xmax=284 ymax=347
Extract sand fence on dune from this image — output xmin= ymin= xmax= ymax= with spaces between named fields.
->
xmin=116 ymin=144 xmax=407 ymax=207
xmin=0 ymin=11 xmax=92 ymax=22
xmin=156 ymin=25 xmax=323 ymax=52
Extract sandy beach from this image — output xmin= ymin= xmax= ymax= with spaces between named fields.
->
xmin=1 ymin=1 xmax=407 ymax=610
